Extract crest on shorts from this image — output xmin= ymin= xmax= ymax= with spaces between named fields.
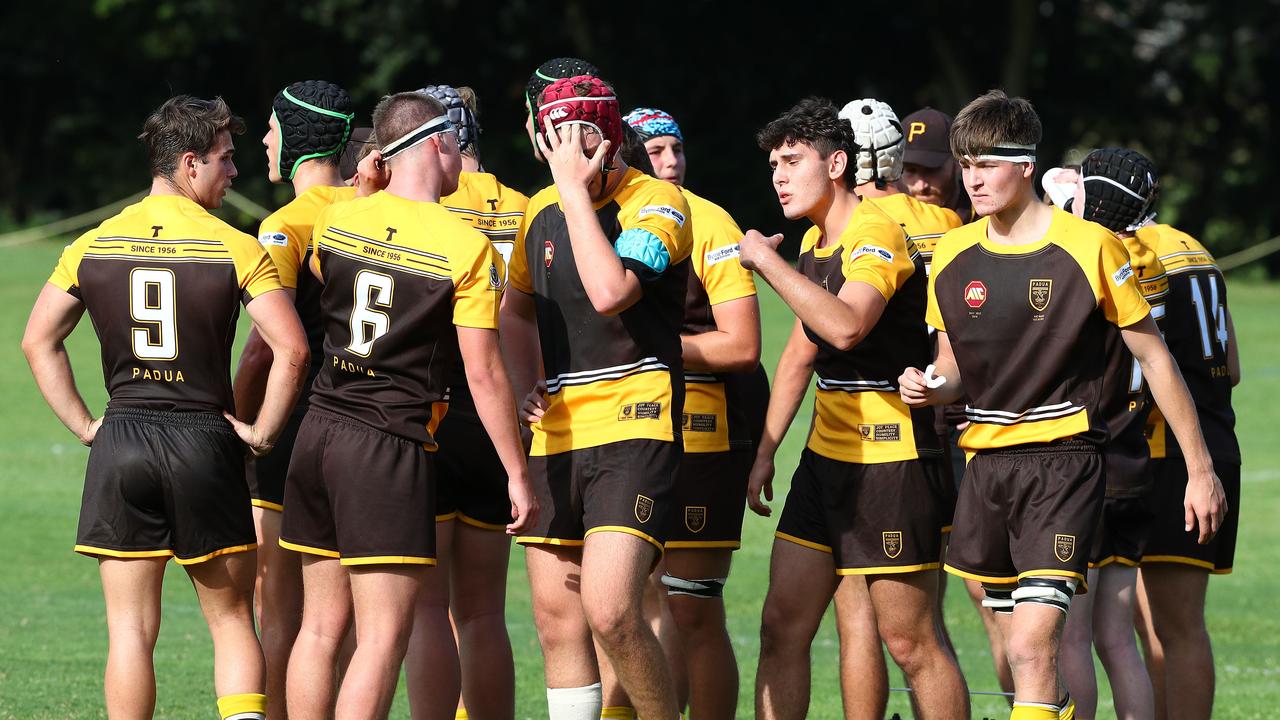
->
xmin=1029 ymin=279 xmax=1053 ymax=312
xmin=635 ymin=494 xmax=654 ymax=524
xmin=1054 ymin=533 xmax=1076 ymax=563
xmin=685 ymin=506 xmax=706 ymax=534
xmin=882 ymin=531 xmax=903 ymax=559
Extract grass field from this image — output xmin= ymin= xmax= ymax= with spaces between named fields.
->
xmin=0 ymin=237 xmax=1277 ymax=719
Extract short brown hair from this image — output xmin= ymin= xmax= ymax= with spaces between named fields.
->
xmin=139 ymin=95 xmax=245 ymax=179
xmin=372 ymin=92 xmax=445 ymax=154
xmin=949 ymin=90 xmax=1042 ymax=160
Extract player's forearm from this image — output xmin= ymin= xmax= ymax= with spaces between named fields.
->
xmin=500 ymin=291 xmax=544 ymax=404
xmin=559 ymin=189 xmax=642 ymax=314
xmin=757 ymin=352 xmax=813 ymax=459
xmin=232 ymin=327 xmax=274 ymax=423
xmin=682 ymin=330 xmax=759 ymax=374
xmin=752 ymin=252 xmax=867 ymax=350
xmin=1141 ymin=349 xmax=1214 ymax=474
xmin=25 ymin=341 xmax=95 ymax=441
xmin=466 ymin=354 xmax=531 ymax=481
xmin=924 ymin=354 xmax=964 ymax=406
xmin=254 ymin=343 xmax=308 ymax=444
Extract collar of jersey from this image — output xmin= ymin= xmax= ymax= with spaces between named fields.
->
xmin=142 ymin=193 xmax=206 ymax=215
xmin=977 ymin=208 xmax=1062 ymax=255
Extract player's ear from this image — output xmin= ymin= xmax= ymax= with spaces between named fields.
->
xmin=180 ymin=151 xmax=199 ymax=177
xmin=1022 ymin=161 xmax=1036 ymax=180
xmin=828 ymin=149 xmax=848 ymax=182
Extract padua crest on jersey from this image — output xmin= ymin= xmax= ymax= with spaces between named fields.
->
xmin=544 ymin=240 xmax=555 ymax=268
xmin=964 ymin=280 xmax=987 ymax=308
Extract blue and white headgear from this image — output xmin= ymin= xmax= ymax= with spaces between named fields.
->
xmin=623 ymin=107 xmax=683 ymax=143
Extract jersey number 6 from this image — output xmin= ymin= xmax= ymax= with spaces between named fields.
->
xmin=347 ymin=270 xmax=394 ymax=357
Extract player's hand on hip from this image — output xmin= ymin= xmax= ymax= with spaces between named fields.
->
xmin=746 ymin=454 xmax=776 ymax=517
xmin=537 ymin=119 xmax=610 ymax=194
xmin=78 ymin=416 xmax=103 ymax=446
xmin=520 ymin=381 xmax=548 ymax=426
xmin=506 ymin=474 xmax=539 ymax=535
xmin=1184 ymin=467 xmax=1227 ymax=544
xmin=223 ymin=412 xmax=274 ymax=457
xmin=738 ymin=229 xmax=784 ymax=272
xmin=354 ymin=149 xmax=390 ymax=197
xmin=899 ymin=366 xmax=932 ymax=406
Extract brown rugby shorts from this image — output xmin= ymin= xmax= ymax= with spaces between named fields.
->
xmin=944 ymin=439 xmax=1104 ymax=588
xmin=75 ymin=408 xmax=255 ymax=565
xmin=1090 ymin=492 xmax=1154 ymax=567
xmin=1141 ymin=457 xmax=1239 ymax=574
xmin=665 ymin=448 xmax=753 ymax=549
xmin=775 ymin=449 xmax=954 ymax=575
xmin=280 ymin=408 xmax=437 ymax=565
xmin=517 ymin=439 xmax=679 ymax=554
xmin=434 ymin=411 xmax=513 ymax=530
xmin=245 ymin=409 xmax=305 ymax=512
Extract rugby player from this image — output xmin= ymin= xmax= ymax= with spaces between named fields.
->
xmin=901 ymin=107 xmax=973 ymax=221
xmin=279 ymin=91 xmax=535 ymax=720
xmin=522 ymin=57 xmax=600 ymax=162
xmin=1132 ymin=177 xmax=1241 ymax=720
xmin=739 ymin=97 xmax=967 ymax=720
xmin=23 ymin=95 xmax=309 ymax=720
xmin=899 ymin=90 xmax=1225 ymax=720
xmin=233 ymin=78 xmax=355 ymax=719
xmin=611 ymin=106 xmax=769 ymax=720
xmin=401 ymin=83 xmax=530 ymax=720
xmin=506 ymin=75 xmax=692 ymax=720
xmin=1051 ymin=151 xmax=1165 ymax=720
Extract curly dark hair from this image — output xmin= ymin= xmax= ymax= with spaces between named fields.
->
xmin=139 ymin=95 xmax=245 ymax=179
xmin=757 ymin=97 xmax=858 ymax=189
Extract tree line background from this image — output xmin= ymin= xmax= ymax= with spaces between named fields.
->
xmin=3 ymin=0 xmax=1277 ymax=270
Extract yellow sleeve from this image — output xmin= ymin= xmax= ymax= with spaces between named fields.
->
xmin=257 ymin=213 xmax=305 ymax=290
xmin=693 ymin=209 xmax=756 ymax=306
xmin=508 ymin=203 xmax=534 ymax=294
xmin=621 ymin=181 xmax=693 ymax=265
xmin=229 ymin=232 xmax=283 ymax=302
xmin=841 ymin=216 xmax=915 ymax=301
xmin=310 ymin=204 xmax=334 ymax=283
xmin=48 ymin=230 xmax=94 ymax=295
xmin=924 ymin=228 xmax=967 ymax=332
xmin=451 ymin=230 xmax=503 ymax=330
xmin=926 ymin=267 xmax=945 ymax=332
xmin=1098 ymin=234 xmax=1151 ymax=327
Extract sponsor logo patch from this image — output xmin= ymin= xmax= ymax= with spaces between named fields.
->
xmin=258 ymin=231 xmax=289 ymax=247
xmin=964 ymin=280 xmax=987 ymax=308
xmin=685 ymin=506 xmax=706 ymax=533
xmin=544 ymin=240 xmax=555 ymax=267
xmin=635 ymin=494 xmax=654 ymax=523
xmin=618 ymin=402 xmax=662 ymax=420
xmin=638 ymin=204 xmax=686 ymax=227
xmin=1112 ymin=262 xmax=1134 ymax=287
xmin=1029 ymin=278 xmax=1053 ymax=312
xmin=850 ymin=244 xmax=895 ymax=263
xmin=858 ymin=423 xmax=901 ymax=442
xmin=682 ymin=413 xmax=718 ymax=433
xmin=704 ymin=243 xmax=741 ymax=266
xmin=882 ymin=531 xmax=903 ymax=559
xmin=1054 ymin=533 xmax=1076 ymax=563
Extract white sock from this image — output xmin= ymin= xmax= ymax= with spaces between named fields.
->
xmin=547 ymin=682 xmax=602 ymax=720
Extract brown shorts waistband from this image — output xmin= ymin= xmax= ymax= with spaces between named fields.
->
xmin=976 ymin=437 xmax=1099 ymax=457
xmin=104 ymin=407 xmax=233 ymax=431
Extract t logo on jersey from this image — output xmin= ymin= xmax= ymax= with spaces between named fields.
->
xmin=1029 ymin=279 xmax=1053 ymax=312
xmin=964 ymin=280 xmax=987 ymax=308
xmin=544 ymin=240 xmax=555 ymax=267
xmin=882 ymin=531 xmax=903 ymax=559
xmin=1054 ymin=533 xmax=1076 ymax=562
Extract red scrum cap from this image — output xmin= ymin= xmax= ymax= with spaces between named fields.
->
xmin=536 ymin=75 xmax=623 ymax=154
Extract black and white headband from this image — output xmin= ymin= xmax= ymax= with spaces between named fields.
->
xmin=381 ymin=115 xmax=455 ymax=160
xmin=966 ymin=142 xmax=1036 ymax=164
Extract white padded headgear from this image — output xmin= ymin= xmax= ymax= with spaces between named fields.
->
xmin=839 ymin=98 xmax=905 ymax=185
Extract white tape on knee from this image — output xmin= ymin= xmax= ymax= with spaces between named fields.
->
xmin=981 ymin=586 xmax=1015 ymax=614
xmin=1012 ymin=577 xmax=1078 ymax=613
xmin=660 ymin=573 xmax=727 ymax=598
xmin=546 ymin=682 xmax=602 ymax=720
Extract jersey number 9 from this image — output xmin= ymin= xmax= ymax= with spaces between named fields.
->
xmin=129 ymin=268 xmax=178 ymax=361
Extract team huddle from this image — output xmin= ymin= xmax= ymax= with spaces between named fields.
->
xmin=20 ymin=54 xmax=1239 ymax=720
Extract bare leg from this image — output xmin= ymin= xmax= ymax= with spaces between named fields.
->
xmin=186 ymin=551 xmax=267 ymax=702
xmin=525 ymin=545 xmax=598 ymax=691
xmin=254 ymin=508 xmax=302 ymax=720
xmin=1092 ymin=565 xmax=1154 ymax=720
xmin=1134 ymin=569 xmax=1167 ymax=720
xmin=1004 ymin=582 xmax=1069 ymax=706
xmin=1060 ymin=568 xmax=1098 ymax=719
xmin=966 ymin=579 xmax=1015 ymax=703
xmin=287 ymin=556 xmax=352 ymax=719
xmin=450 ymin=523 xmax=515 ymax=720
xmin=99 ymin=557 xmax=167 ymax=719
xmin=664 ymin=548 xmax=737 ymax=720
xmin=869 ymin=572 xmax=970 ymax=719
xmin=833 ymin=575 xmax=888 ymax=720
xmin=755 ymin=540 xmax=839 ymax=720
xmin=1139 ymin=565 xmax=1213 ymax=720
xmin=336 ymin=565 xmax=427 ymax=719
xmin=580 ymin=532 xmax=677 ymax=720
xmin=406 ymin=521 xmax=459 ymax=720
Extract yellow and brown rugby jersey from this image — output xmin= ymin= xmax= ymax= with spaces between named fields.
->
xmin=863 ymin=193 xmax=963 ymax=277
xmin=441 ymin=171 xmax=530 ymax=420
xmin=1138 ymin=225 xmax=1239 ymax=463
xmin=49 ymin=194 xmax=281 ymax=413
xmin=679 ymin=187 xmax=768 ymax=453
xmin=510 ymin=167 xmax=693 ymax=456
xmin=258 ymin=184 xmax=356 ymax=399
xmin=307 ymin=191 xmax=502 ymax=447
xmin=927 ymin=208 xmax=1151 ymax=452
xmin=1098 ymin=234 xmax=1169 ymax=496
xmin=797 ymin=199 xmax=939 ymax=465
